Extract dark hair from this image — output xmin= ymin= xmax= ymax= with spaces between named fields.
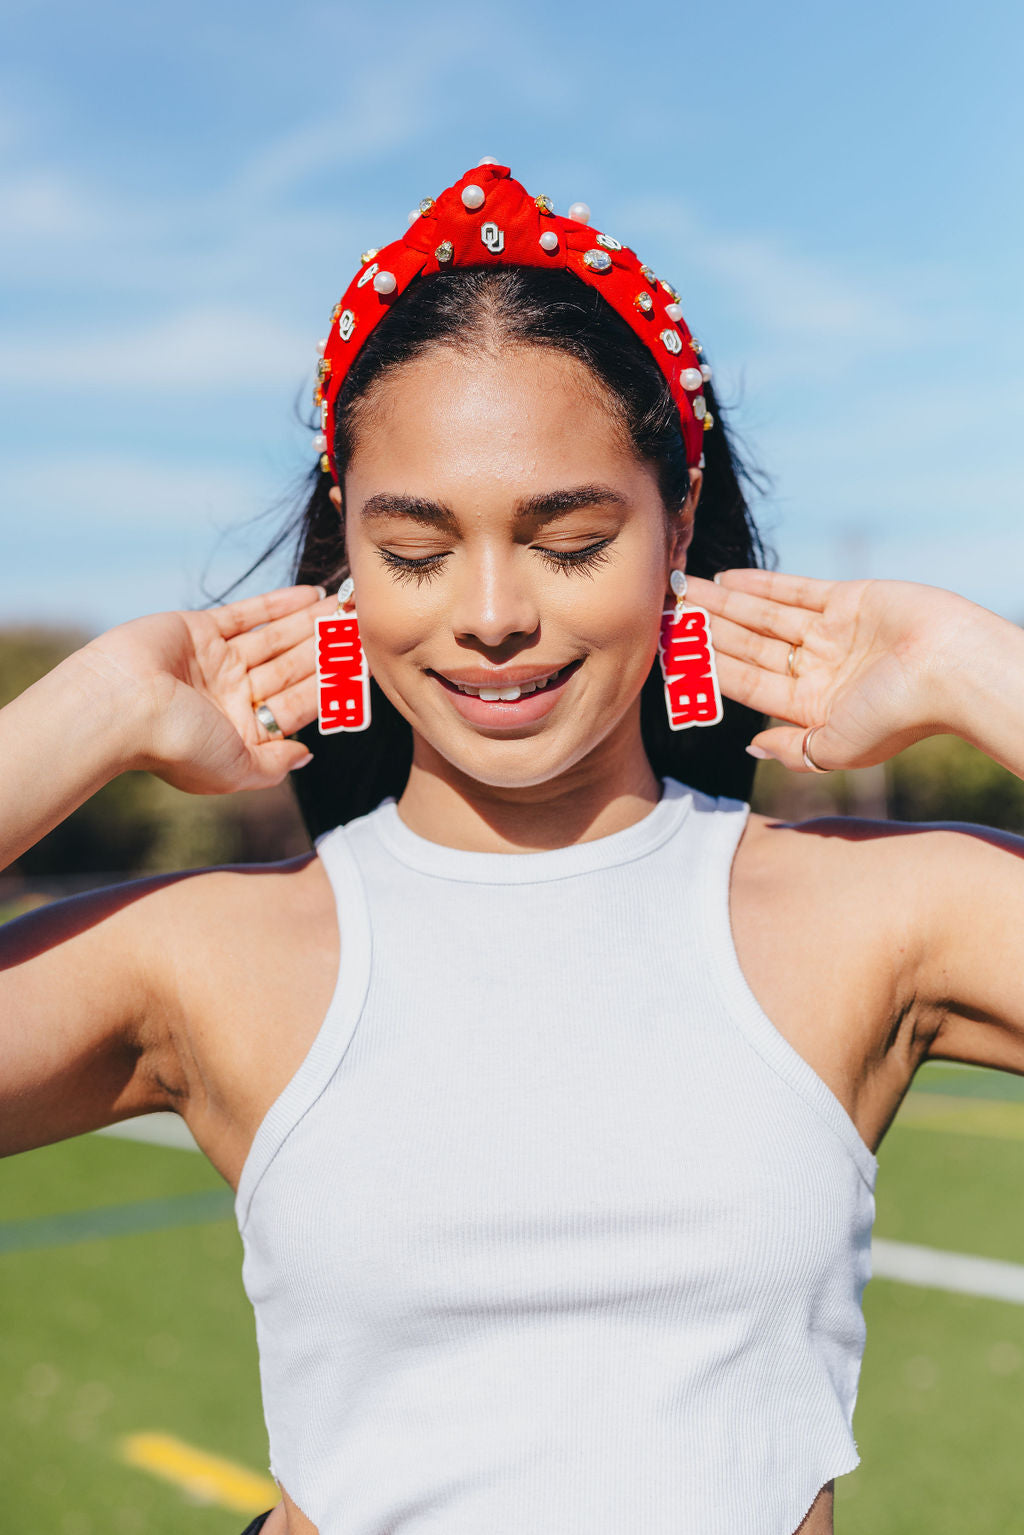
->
xmin=250 ymin=266 xmax=774 ymax=837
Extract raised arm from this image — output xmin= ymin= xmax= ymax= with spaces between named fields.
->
xmin=0 ymin=584 xmax=330 ymax=1156
xmin=688 ymin=568 xmax=1024 ymax=1074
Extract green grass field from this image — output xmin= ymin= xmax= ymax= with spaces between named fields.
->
xmin=4 ymin=1062 xmax=1024 ymax=1533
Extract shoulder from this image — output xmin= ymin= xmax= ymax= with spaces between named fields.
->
xmin=117 ymin=852 xmax=340 ymax=1096
xmin=732 ymin=808 xmax=1024 ymax=995
xmin=148 ymin=850 xmax=334 ymax=941
xmin=735 ymin=807 xmax=1024 ymax=886
xmin=151 ymin=850 xmax=339 ymax=1000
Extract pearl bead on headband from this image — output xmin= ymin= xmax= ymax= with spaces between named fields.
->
xmin=311 ymin=160 xmax=713 ymax=479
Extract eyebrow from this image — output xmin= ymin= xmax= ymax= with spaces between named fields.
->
xmin=358 ymin=485 xmax=628 ymax=530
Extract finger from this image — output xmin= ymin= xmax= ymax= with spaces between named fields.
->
xmin=706 ymin=612 xmax=800 ymax=677
xmin=235 ymin=738 xmax=317 ymax=792
xmin=745 ymin=722 xmax=838 ymax=774
xmin=713 ymin=652 xmax=815 ymax=723
xmin=248 ymin=637 xmax=316 ymax=704
xmin=234 ymin=594 xmax=333 ymax=668
xmin=250 ymin=676 xmax=318 ymax=741
xmin=211 ymin=584 xmax=327 ymax=641
xmin=705 ymin=568 xmax=835 ymax=612
xmin=684 ymin=577 xmax=820 ymax=646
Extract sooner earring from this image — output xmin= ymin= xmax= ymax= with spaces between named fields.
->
xmin=317 ymin=577 xmax=371 ymax=734
xmin=658 ymin=569 xmax=724 ymax=729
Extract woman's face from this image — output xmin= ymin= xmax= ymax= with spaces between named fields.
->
xmin=334 ymin=344 xmax=696 ymax=792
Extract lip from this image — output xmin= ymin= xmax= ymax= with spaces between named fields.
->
xmin=431 ymin=663 xmax=572 ymax=689
xmin=428 ymin=659 xmax=583 ymax=729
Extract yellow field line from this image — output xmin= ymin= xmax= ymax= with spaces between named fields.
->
xmin=897 ymin=1093 xmax=1024 ymax=1142
xmin=118 ymin=1431 xmax=278 ymax=1514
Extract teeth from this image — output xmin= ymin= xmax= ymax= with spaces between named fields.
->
xmin=451 ymin=669 xmax=562 ymax=699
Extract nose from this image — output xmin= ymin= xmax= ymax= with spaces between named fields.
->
xmin=448 ymin=545 xmax=540 ymax=650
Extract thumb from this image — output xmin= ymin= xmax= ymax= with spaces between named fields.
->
xmin=240 ymin=739 xmax=316 ymax=789
xmin=745 ymin=722 xmax=836 ymax=774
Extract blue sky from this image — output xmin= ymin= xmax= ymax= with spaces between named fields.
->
xmin=2 ymin=0 xmax=1022 ymax=634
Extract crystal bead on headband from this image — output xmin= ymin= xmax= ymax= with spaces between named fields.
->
xmin=312 ymin=163 xmax=709 ymax=477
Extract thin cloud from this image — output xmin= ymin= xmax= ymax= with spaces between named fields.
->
xmin=0 ymin=169 xmax=103 ymax=241
xmin=0 ymin=453 xmax=268 ymax=530
xmin=617 ymin=195 xmax=915 ymax=378
xmin=0 ymin=453 xmax=286 ymax=630
xmin=0 ymin=307 xmax=312 ymax=392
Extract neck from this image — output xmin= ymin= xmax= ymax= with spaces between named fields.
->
xmin=397 ymin=708 xmax=662 ymax=853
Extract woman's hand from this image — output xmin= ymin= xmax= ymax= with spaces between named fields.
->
xmin=684 ymin=569 xmax=990 ymax=773
xmin=79 ymin=584 xmax=334 ymax=794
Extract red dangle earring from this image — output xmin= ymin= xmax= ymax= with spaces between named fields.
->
xmin=317 ymin=578 xmax=371 ymax=734
xmin=658 ymin=570 xmax=724 ymax=730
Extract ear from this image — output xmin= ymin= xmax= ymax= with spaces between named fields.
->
xmin=668 ymin=468 xmax=702 ymax=569
xmin=328 ymin=485 xmax=342 ymax=511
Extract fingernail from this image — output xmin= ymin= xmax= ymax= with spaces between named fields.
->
xmin=292 ymin=752 xmax=314 ymax=770
xmin=314 ymin=585 xmax=327 ymax=601
xmin=745 ymin=744 xmax=771 ymax=759
xmin=713 ymin=572 xmax=723 ymax=585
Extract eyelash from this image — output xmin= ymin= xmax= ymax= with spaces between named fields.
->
xmin=379 ymin=540 xmax=614 ymax=586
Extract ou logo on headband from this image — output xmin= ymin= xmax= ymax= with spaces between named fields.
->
xmin=480 ymin=221 xmax=505 ymax=254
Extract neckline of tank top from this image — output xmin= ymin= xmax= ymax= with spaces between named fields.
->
xmin=354 ymin=777 xmax=709 ymax=885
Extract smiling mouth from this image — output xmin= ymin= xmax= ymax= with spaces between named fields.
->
xmin=429 ymin=659 xmax=583 ymax=701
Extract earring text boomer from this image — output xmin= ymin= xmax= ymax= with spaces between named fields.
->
xmin=658 ymin=570 xmax=724 ymax=729
xmin=317 ymin=579 xmax=372 ymax=734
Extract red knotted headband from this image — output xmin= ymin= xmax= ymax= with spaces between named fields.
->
xmin=312 ymin=161 xmax=712 ymax=480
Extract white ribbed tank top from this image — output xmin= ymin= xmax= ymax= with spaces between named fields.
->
xmin=235 ymin=778 xmax=877 ymax=1535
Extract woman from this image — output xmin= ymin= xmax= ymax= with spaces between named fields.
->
xmin=3 ymin=163 xmax=1024 ymax=1535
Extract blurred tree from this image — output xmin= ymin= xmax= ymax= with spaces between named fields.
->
xmin=750 ymin=726 xmax=1024 ymax=835
xmin=886 ymin=734 xmax=1024 ymax=832
xmin=0 ymin=628 xmax=309 ymax=881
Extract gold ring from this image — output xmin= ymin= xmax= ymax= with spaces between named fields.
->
xmin=787 ymin=643 xmax=800 ymax=677
xmin=801 ymin=725 xmax=829 ymax=773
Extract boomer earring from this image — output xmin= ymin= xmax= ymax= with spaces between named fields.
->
xmin=658 ymin=570 xmax=724 ymax=729
xmin=317 ymin=578 xmax=371 ymax=734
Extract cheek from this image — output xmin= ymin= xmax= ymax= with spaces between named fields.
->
xmin=566 ymin=554 xmax=667 ymax=658
xmin=348 ymin=558 xmax=446 ymax=670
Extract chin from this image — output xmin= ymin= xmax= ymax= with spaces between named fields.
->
xmin=422 ymin=715 xmax=624 ymax=794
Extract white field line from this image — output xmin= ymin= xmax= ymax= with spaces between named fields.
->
xmin=871 ymin=1238 xmax=1024 ymax=1305
xmin=95 ymin=1112 xmax=199 ymax=1152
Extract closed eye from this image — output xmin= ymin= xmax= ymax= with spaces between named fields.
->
xmin=377 ymin=537 xmax=615 ymax=586
xmin=378 ymin=548 xmax=451 ymax=585
xmin=535 ymin=539 xmax=614 ymax=576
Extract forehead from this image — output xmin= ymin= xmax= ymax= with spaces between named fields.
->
xmin=345 ymin=345 xmax=644 ymax=501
